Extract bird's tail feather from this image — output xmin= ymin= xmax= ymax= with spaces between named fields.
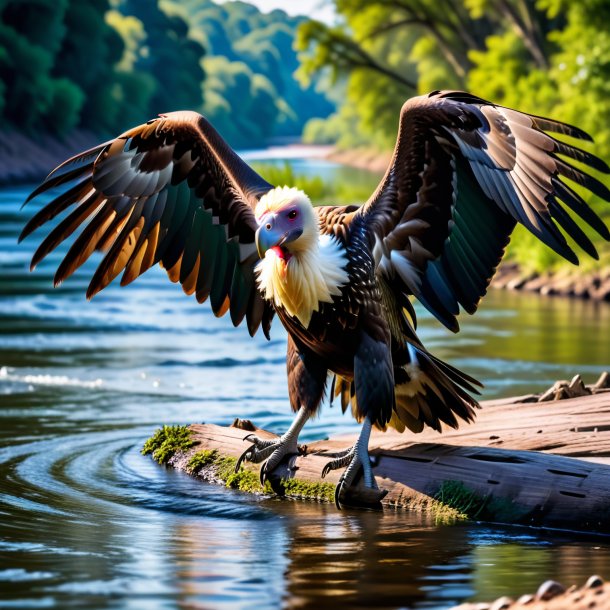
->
xmin=331 ymin=343 xmax=480 ymax=434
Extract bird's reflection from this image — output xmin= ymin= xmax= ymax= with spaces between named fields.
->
xmin=138 ymin=489 xmax=610 ymax=610
xmin=277 ymin=503 xmax=473 ymax=609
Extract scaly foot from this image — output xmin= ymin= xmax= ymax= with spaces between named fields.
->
xmin=320 ymin=446 xmax=355 ymax=479
xmin=327 ymin=418 xmax=387 ymax=510
xmin=234 ymin=406 xmax=310 ymax=486
xmin=235 ymin=433 xmax=304 ymax=485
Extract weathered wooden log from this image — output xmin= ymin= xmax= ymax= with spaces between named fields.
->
xmin=143 ymin=382 xmax=610 ymax=534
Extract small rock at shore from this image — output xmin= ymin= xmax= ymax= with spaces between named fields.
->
xmin=538 ymin=374 xmax=593 ymax=402
xmin=586 ymin=576 xmax=605 ymax=589
xmin=490 ymin=597 xmax=514 ymax=610
xmin=451 ymin=575 xmax=608 ymax=610
xmin=594 ymin=373 xmax=610 ymax=391
xmin=536 ymin=580 xmax=565 ymax=601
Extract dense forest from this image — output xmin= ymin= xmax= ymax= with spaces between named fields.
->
xmin=1 ymin=0 xmax=609 ymax=271
xmin=0 ymin=0 xmax=334 ymax=146
xmin=163 ymin=0 xmax=334 ymax=146
xmin=297 ymin=0 xmax=610 ymax=271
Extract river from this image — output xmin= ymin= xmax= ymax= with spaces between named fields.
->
xmin=1 ymin=150 xmax=610 ymax=609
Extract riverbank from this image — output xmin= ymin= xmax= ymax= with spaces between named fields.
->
xmin=0 ymin=129 xmax=101 ymax=185
xmin=454 ymin=575 xmax=609 ymax=610
xmin=492 ymin=262 xmax=610 ymax=302
xmin=325 ymin=145 xmax=392 ymax=174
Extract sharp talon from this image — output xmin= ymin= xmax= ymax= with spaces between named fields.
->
xmin=235 ymin=446 xmax=252 ymax=473
xmin=321 ymin=464 xmax=330 ymax=479
xmin=334 ymin=480 xmax=344 ymax=510
xmin=259 ymin=462 xmax=268 ymax=486
xmin=243 ymin=433 xmax=256 ymax=442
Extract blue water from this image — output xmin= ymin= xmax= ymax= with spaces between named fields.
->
xmin=1 ymin=155 xmax=610 ymax=610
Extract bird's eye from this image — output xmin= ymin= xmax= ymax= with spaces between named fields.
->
xmin=287 ymin=210 xmax=297 ymax=220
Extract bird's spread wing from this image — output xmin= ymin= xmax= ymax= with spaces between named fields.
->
xmin=20 ymin=111 xmax=275 ymax=337
xmin=359 ymin=90 xmax=610 ymax=331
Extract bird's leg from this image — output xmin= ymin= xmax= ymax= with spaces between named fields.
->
xmin=333 ymin=417 xmax=386 ymax=509
xmin=234 ymin=406 xmax=309 ymax=485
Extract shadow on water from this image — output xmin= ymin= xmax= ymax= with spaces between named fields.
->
xmin=1 ymin=165 xmax=610 ymax=609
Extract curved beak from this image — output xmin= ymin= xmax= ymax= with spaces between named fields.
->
xmin=255 ymin=214 xmax=303 ymax=258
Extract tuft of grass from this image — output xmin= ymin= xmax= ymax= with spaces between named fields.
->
xmin=251 ymin=162 xmax=328 ymax=202
xmin=187 ymin=449 xmax=218 ymax=474
xmin=280 ymin=478 xmax=335 ymax=502
xmin=141 ymin=425 xmax=196 ymax=465
xmin=433 ymin=481 xmax=488 ymax=521
xmin=251 ymin=161 xmax=378 ymax=207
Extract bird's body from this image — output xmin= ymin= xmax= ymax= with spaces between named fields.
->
xmin=21 ymin=91 xmax=610 ymax=507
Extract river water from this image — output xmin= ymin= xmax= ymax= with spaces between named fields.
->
xmin=1 ymin=152 xmax=610 ymax=609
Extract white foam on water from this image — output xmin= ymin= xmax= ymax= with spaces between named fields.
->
xmin=0 ymin=366 xmax=103 ymax=389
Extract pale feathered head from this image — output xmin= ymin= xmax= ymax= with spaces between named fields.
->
xmin=254 ymin=186 xmax=318 ymax=260
xmin=254 ymin=187 xmax=348 ymax=328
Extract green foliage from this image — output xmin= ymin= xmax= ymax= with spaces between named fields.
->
xmin=164 ymin=0 xmax=335 ymax=147
xmin=251 ymin=161 xmax=378 ymax=206
xmin=0 ymin=0 xmax=205 ymax=135
xmin=252 ymin=162 xmax=327 ymax=202
xmin=0 ymin=0 xmax=334 ymax=146
xmin=297 ymin=0 xmax=610 ymax=272
xmin=141 ymin=425 xmax=196 ymax=464
xmin=202 ymin=56 xmax=280 ymax=146
xmin=123 ymin=0 xmax=205 ymax=117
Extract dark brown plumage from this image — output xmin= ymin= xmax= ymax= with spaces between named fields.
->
xmin=21 ymin=91 xmax=610 ymax=505
xmin=21 ymin=110 xmax=275 ymax=336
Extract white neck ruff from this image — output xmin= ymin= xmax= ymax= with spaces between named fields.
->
xmin=255 ymin=234 xmax=349 ymax=328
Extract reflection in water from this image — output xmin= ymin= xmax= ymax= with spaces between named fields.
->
xmin=280 ymin=508 xmax=472 ymax=609
xmin=1 ymin=171 xmax=610 ymax=610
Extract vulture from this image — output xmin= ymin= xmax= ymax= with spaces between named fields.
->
xmin=21 ymin=90 xmax=610 ymax=508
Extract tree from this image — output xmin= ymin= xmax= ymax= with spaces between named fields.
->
xmin=296 ymin=0 xmax=610 ymax=271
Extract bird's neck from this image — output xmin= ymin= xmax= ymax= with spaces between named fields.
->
xmin=256 ymin=234 xmax=349 ymax=328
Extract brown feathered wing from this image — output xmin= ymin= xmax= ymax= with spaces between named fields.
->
xmin=360 ymin=90 xmax=610 ymax=332
xmin=349 ymin=90 xmax=610 ymax=432
xmin=20 ymin=111 xmax=275 ymax=337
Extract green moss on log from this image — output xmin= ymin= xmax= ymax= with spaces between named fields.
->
xmin=280 ymin=478 xmax=335 ymax=502
xmin=431 ymin=481 xmax=529 ymax=523
xmin=184 ymin=448 xmax=335 ymax=501
xmin=187 ymin=448 xmax=218 ymax=472
xmin=141 ymin=425 xmax=196 ymax=464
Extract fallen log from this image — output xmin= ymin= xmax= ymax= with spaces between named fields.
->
xmin=142 ymin=375 xmax=610 ymax=534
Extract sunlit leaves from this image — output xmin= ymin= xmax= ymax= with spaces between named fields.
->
xmin=299 ymin=0 xmax=610 ymax=272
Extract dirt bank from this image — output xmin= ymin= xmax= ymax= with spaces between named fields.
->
xmin=492 ymin=262 xmax=610 ymax=302
xmin=325 ymin=146 xmax=392 ymax=174
xmin=0 ymin=129 xmax=99 ymax=185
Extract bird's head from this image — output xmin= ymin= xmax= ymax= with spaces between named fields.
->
xmin=254 ymin=186 xmax=317 ymax=262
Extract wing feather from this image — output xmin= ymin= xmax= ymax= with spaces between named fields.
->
xmin=22 ymin=111 xmax=275 ymax=337
xmin=360 ymin=90 xmax=610 ymax=331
